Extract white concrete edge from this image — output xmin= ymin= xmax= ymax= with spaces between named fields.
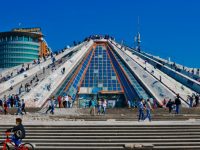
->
xmin=0 ymin=43 xmax=85 ymax=94
xmin=22 ymin=40 xmax=94 ymax=108
xmin=109 ymin=41 xmax=184 ymax=106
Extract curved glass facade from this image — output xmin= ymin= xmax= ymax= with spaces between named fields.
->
xmin=0 ymin=33 xmax=39 ymax=68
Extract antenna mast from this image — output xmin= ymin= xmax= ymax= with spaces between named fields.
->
xmin=136 ymin=16 xmax=141 ymax=52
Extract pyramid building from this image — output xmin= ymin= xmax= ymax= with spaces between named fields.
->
xmin=1 ymin=35 xmax=199 ymax=108
xmin=48 ymin=38 xmax=199 ymax=108
xmin=58 ymin=41 xmax=151 ymax=107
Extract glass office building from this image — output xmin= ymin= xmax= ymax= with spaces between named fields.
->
xmin=0 ymin=31 xmax=41 ymax=68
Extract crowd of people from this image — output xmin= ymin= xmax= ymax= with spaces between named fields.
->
xmin=0 ymin=63 xmax=29 ymax=84
xmin=187 ymin=93 xmax=200 ymax=107
xmin=45 ymin=95 xmax=109 ymax=116
xmin=45 ymin=95 xmax=73 ymax=114
xmin=89 ymin=98 xmax=107 ymax=116
xmin=136 ymin=95 xmax=182 ymax=122
xmin=0 ymin=91 xmax=200 ymax=120
xmin=0 ymin=94 xmax=26 ymax=115
xmin=0 ymin=52 xmax=55 ymax=85
xmin=137 ymin=93 xmax=200 ymax=122
xmin=163 ymin=93 xmax=200 ymax=113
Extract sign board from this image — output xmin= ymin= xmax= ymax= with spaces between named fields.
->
xmin=12 ymin=27 xmax=41 ymax=33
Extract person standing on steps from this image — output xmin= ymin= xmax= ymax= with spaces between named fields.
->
xmin=195 ymin=94 xmax=199 ymax=107
xmin=64 ymin=95 xmax=69 ymax=108
xmin=0 ymin=99 xmax=3 ymax=113
xmin=68 ymin=95 xmax=73 ymax=108
xmin=102 ymin=99 xmax=107 ymax=115
xmin=188 ymin=95 xmax=193 ymax=108
xmin=166 ymin=99 xmax=174 ymax=113
xmin=97 ymin=99 xmax=102 ymax=115
xmin=138 ymin=99 xmax=145 ymax=121
xmin=57 ymin=95 xmax=62 ymax=108
xmin=46 ymin=99 xmax=52 ymax=114
xmin=50 ymin=98 xmax=55 ymax=114
xmin=175 ymin=94 xmax=181 ymax=114
xmin=16 ymin=100 xmax=23 ymax=115
xmin=21 ymin=99 xmax=26 ymax=114
xmin=145 ymin=99 xmax=153 ymax=121
xmin=3 ymin=101 xmax=8 ymax=115
xmin=90 ymin=98 xmax=96 ymax=116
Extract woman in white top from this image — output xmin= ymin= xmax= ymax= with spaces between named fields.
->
xmin=102 ymin=99 xmax=107 ymax=115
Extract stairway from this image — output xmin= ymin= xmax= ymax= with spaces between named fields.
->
xmin=1 ymin=124 xmax=200 ymax=150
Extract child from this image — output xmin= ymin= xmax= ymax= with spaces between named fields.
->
xmin=6 ymin=118 xmax=26 ymax=147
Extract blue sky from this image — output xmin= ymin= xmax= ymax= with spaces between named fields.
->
xmin=0 ymin=0 xmax=199 ymax=68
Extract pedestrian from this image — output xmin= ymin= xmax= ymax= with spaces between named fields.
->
xmin=16 ymin=100 xmax=23 ymax=115
xmin=25 ymin=83 xmax=28 ymax=92
xmin=61 ymin=67 xmax=65 ymax=74
xmin=43 ymin=54 xmax=46 ymax=61
xmin=0 ymin=99 xmax=3 ymax=113
xmin=37 ymin=58 xmax=40 ymax=64
xmin=21 ymin=99 xmax=26 ymax=114
xmin=97 ymin=99 xmax=102 ymax=115
xmin=145 ymin=99 xmax=153 ymax=121
xmin=195 ymin=94 xmax=199 ymax=107
xmin=3 ymin=101 xmax=8 ymax=115
xmin=188 ymin=95 xmax=193 ymax=108
xmin=57 ymin=96 xmax=62 ymax=108
xmin=14 ymin=96 xmax=18 ymax=107
xmin=175 ymin=94 xmax=181 ymax=114
xmin=7 ymin=96 xmax=11 ymax=108
xmin=153 ymin=99 xmax=157 ymax=109
xmin=43 ymin=67 xmax=45 ymax=74
xmin=102 ymin=99 xmax=107 ymax=115
xmin=47 ymin=83 xmax=51 ymax=91
xmin=166 ymin=99 xmax=174 ymax=113
xmin=46 ymin=99 xmax=52 ymax=114
xmin=138 ymin=99 xmax=145 ymax=121
xmin=159 ymin=76 xmax=162 ymax=82
xmin=68 ymin=96 xmax=72 ymax=108
xmin=50 ymin=98 xmax=55 ymax=114
xmin=19 ymin=84 xmax=23 ymax=95
xmin=163 ymin=99 xmax=167 ymax=108
xmin=10 ymin=94 xmax=14 ymax=108
xmin=64 ymin=95 xmax=69 ymax=108
xmin=90 ymin=98 xmax=96 ymax=116
xmin=127 ymin=100 xmax=131 ymax=109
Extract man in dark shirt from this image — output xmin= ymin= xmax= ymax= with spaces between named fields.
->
xmin=6 ymin=118 xmax=26 ymax=146
xmin=195 ymin=94 xmax=199 ymax=107
xmin=175 ymin=94 xmax=181 ymax=114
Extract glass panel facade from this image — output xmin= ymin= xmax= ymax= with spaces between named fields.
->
xmin=111 ymin=49 xmax=150 ymax=100
xmin=67 ymin=49 xmax=94 ymax=100
xmin=81 ymin=45 xmax=122 ymax=92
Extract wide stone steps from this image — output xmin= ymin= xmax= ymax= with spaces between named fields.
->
xmin=0 ymin=125 xmax=200 ymax=149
